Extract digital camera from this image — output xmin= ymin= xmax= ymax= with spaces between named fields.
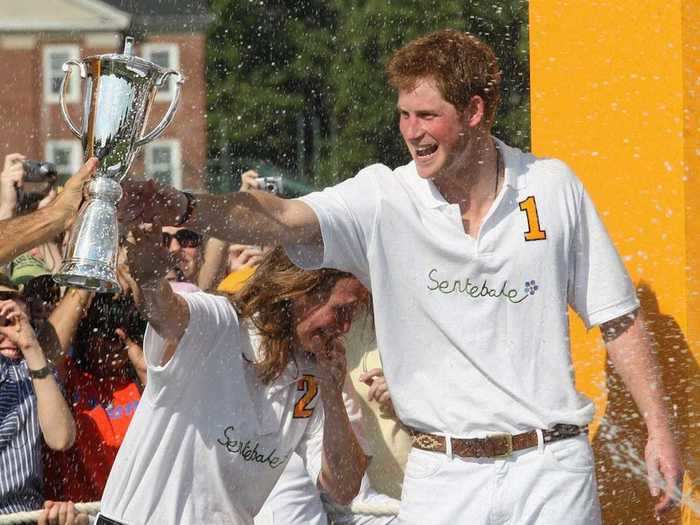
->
xmin=16 ymin=160 xmax=58 ymax=213
xmin=255 ymin=176 xmax=283 ymax=195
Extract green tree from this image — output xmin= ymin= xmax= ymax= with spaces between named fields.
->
xmin=207 ymin=0 xmax=530 ymax=191
xmin=207 ymin=0 xmax=338 ymax=191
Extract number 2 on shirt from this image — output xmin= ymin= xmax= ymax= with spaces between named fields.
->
xmin=518 ymin=196 xmax=547 ymax=241
xmin=294 ymin=374 xmax=318 ymax=418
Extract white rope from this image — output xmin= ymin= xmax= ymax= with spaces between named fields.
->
xmin=327 ymin=499 xmax=400 ymax=517
xmin=0 ymin=498 xmax=400 ymax=523
xmin=0 ymin=502 xmax=100 ymax=525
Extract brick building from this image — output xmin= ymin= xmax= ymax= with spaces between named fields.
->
xmin=0 ymin=0 xmax=208 ymax=190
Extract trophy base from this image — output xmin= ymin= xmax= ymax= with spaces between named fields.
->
xmin=54 ymin=260 xmax=121 ymax=293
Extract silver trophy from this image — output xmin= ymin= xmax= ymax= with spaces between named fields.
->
xmin=54 ymin=37 xmax=183 ymax=292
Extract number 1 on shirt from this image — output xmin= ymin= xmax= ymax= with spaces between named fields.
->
xmin=519 ymin=196 xmax=547 ymax=241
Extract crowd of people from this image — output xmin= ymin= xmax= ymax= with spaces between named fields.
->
xmin=0 ymin=149 xmax=400 ymax=525
xmin=0 ymin=29 xmax=683 ymax=525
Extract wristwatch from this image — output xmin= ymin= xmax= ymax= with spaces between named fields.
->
xmin=28 ymin=365 xmax=52 ymax=379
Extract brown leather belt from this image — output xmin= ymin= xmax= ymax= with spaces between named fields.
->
xmin=409 ymin=424 xmax=588 ymax=459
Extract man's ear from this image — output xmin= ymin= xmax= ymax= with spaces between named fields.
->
xmin=465 ymin=95 xmax=486 ymax=128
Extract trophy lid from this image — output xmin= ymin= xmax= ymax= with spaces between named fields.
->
xmin=81 ymin=36 xmax=168 ymax=79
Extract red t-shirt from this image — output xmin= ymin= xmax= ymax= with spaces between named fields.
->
xmin=44 ymin=359 xmax=141 ymax=502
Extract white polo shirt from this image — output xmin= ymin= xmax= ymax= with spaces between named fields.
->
xmin=288 ymin=138 xmax=638 ymax=438
xmin=100 ymin=292 xmax=324 ymax=525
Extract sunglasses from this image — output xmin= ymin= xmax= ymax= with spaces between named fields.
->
xmin=162 ymin=229 xmax=202 ymax=249
xmin=0 ymin=291 xmax=20 ymax=301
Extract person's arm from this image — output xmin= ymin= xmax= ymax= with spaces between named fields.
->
xmin=197 ymin=236 xmax=229 ymax=291
xmin=0 ymin=300 xmax=75 ymax=450
xmin=37 ymin=288 xmax=92 ymax=377
xmin=116 ymin=328 xmax=147 ymax=386
xmin=0 ymin=158 xmax=97 ymax=264
xmin=316 ymin=339 xmax=368 ymax=504
xmin=119 ymin=179 xmax=321 ymax=248
xmin=601 ymin=309 xmax=683 ymax=515
xmin=125 ymin=226 xmax=189 ymax=365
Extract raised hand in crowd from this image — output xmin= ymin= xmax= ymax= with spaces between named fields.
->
xmin=0 ymin=153 xmax=26 ymax=220
xmin=360 ymin=367 xmax=395 ymax=415
xmin=0 ymin=158 xmax=98 ymax=265
xmin=38 ymin=500 xmax=89 ymax=525
xmin=240 ymin=169 xmax=261 ymax=192
xmin=227 ymin=243 xmax=266 ymax=273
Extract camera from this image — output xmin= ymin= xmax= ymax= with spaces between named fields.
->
xmin=255 ymin=176 xmax=283 ymax=195
xmin=16 ymin=160 xmax=58 ymax=214
xmin=23 ymin=160 xmax=58 ymax=184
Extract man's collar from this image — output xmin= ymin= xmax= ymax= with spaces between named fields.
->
xmin=407 ymin=136 xmax=525 ymax=209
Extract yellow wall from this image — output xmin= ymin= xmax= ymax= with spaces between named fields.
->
xmin=529 ymin=1 xmax=698 ymax=523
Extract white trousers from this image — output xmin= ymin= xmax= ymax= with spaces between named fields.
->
xmin=397 ymin=434 xmax=601 ymax=525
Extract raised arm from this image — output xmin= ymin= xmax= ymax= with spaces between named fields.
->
xmin=37 ymin=288 xmax=92 ymax=377
xmin=0 ymin=158 xmax=97 ymax=265
xmin=125 ymin=226 xmax=189 ymax=366
xmin=119 ymin=180 xmax=321 ymax=248
xmin=601 ymin=309 xmax=683 ymax=515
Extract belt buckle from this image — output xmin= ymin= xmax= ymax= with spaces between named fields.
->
xmin=490 ymin=433 xmax=513 ymax=458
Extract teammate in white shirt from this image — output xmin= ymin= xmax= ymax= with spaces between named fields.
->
xmin=96 ymin=238 xmax=369 ymax=525
xmin=120 ymin=29 xmax=682 ymax=524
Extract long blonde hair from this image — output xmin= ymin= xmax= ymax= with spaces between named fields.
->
xmin=232 ymin=247 xmax=355 ymax=384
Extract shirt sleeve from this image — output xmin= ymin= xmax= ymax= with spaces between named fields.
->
xmin=143 ymin=291 xmax=240 ymax=402
xmin=285 ymin=164 xmax=389 ymax=285
xmin=569 ymin=187 xmax=639 ymax=328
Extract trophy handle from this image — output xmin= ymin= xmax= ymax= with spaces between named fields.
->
xmin=135 ymin=70 xmax=184 ymax=147
xmin=59 ymin=59 xmax=86 ymax=139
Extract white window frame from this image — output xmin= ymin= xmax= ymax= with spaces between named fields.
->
xmin=45 ymin=140 xmax=82 ymax=178
xmin=144 ymin=139 xmax=182 ymax=189
xmin=43 ymin=45 xmax=80 ymax=104
xmin=141 ymin=43 xmax=180 ymax=102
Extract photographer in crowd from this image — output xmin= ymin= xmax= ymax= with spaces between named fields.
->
xmin=0 ymin=155 xmax=97 ymax=265
xmin=0 ymin=274 xmax=75 ymax=514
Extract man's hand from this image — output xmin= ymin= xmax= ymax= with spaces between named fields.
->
xmin=315 ymin=338 xmax=347 ymax=395
xmin=119 ymin=179 xmax=188 ymax=226
xmin=240 ymin=169 xmax=261 ymax=192
xmin=0 ymin=299 xmax=40 ymax=355
xmin=0 ymin=153 xmax=25 ymax=214
xmin=125 ymin=225 xmax=171 ymax=288
xmin=645 ymin=429 xmax=684 ymax=515
xmin=38 ymin=500 xmax=89 ymax=525
xmin=51 ymin=157 xmax=98 ymax=229
xmin=227 ymin=244 xmax=266 ymax=273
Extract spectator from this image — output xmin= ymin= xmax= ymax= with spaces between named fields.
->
xmin=43 ymin=290 xmax=146 ymax=504
xmin=161 ymin=226 xmax=203 ymax=284
xmin=0 ymin=154 xmax=65 ymax=276
xmin=0 ymin=157 xmax=97 ymax=265
xmin=0 ymin=273 xmax=75 ymax=514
